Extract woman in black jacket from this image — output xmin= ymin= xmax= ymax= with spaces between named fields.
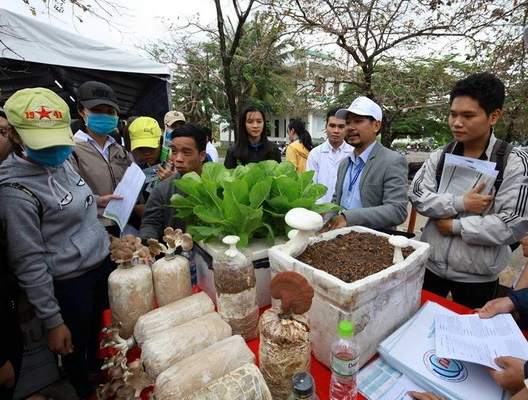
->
xmin=224 ymin=105 xmax=281 ymax=168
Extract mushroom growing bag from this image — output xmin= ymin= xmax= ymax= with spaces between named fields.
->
xmin=153 ymin=335 xmax=256 ymax=399
xmin=141 ymin=312 xmax=232 ymax=378
xmin=151 ymin=254 xmax=191 ymax=307
xmin=181 ymin=363 xmax=272 ymax=400
xmin=108 ymin=260 xmax=154 ymax=339
xmin=258 ymin=271 xmax=314 ymax=399
xmin=134 ymin=291 xmax=214 ymax=347
xmin=213 ymin=236 xmax=259 ymax=341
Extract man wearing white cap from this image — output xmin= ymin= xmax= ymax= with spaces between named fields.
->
xmin=320 ymin=96 xmax=408 ymax=232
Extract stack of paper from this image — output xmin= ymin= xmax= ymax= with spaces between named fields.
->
xmin=377 ymin=301 xmax=511 ymax=400
xmin=438 ymin=153 xmax=498 ymax=195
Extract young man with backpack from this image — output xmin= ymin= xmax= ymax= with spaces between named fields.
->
xmin=409 ymin=72 xmax=528 ymax=309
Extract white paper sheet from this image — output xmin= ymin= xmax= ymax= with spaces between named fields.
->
xmin=378 ymin=301 xmax=506 ymax=400
xmin=103 ymin=163 xmax=145 ymax=231
xmin=435 ymin=313 xmax=528 ymax=370
xmin=438 ymin=154 xmax=498 ymax=196
xmin=358 ymin=358 xmax=426 ymax=400
xmin=378 ymin=375 xmax=427 ymax=400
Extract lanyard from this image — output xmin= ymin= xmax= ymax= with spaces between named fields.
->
xmin=348 ymin=159 xmax=365 ymax=192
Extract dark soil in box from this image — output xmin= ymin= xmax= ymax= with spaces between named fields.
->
xmin=297 ymin=231 xmax=413 ymax=283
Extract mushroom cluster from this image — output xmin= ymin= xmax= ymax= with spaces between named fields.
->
xmin=96 ymin=337 xmax=154 ymax=400
xmin=110 ymin=235 xmax=150 ymax=265
xmin=148 ymin=227 xmax=193 ymax=259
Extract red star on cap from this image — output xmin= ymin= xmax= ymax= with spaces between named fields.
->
xmin=36 ymin=106 xmax=52 ymax=119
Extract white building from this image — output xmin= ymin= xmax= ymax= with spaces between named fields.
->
xmin=219 ymin=49 xmax=350 ymax=146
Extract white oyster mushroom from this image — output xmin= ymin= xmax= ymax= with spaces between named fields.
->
xmin=223 ymin=235 xmax=241 ymax=257
xmin=388 ymin=235 xmax=410 ymax=264
xmin=281 ymin=208 xmax=323 ymax=257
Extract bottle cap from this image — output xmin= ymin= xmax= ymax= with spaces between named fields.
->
xmin=292 ymin=372 xmax=314 ymax=398
xmin=338 ymin=320 xmax=354 ymax=338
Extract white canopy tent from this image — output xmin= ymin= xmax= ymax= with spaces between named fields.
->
xmin=0 ymin=8 xmax=172 ymax=122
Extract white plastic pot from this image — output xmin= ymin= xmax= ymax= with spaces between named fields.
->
xmin=268 ymin=226 xmax=430 ymax=369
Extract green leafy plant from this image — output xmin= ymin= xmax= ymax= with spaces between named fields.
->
xmin=171 ymin=160 xmax=341 ymax=247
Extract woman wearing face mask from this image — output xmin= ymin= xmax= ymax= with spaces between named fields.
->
xmin=0 ymin=88 xmax=112 ymax=400
xmin=224 ymin=105 xmax=282 ymax=168
xmin=70 ymin=81 xmax=141 ymax=236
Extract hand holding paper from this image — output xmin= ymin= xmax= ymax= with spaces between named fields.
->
xmin=103 ymin=164 xmax=145 ymax=232
xmin=462 ymin=183 xmax=493 ymax=214
xmin=434 ymin=313 xmax=528 ymax=370
xmin=488 ymin=356 xmax=526 ymax=394
xmin=438 ymin=154 xmax=498 ymax=196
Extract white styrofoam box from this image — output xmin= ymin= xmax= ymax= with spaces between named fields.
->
xmin=195 ymin=236 xmax=288 ymax=308
xmin=268 ymin=226 xmax=430 ymax=369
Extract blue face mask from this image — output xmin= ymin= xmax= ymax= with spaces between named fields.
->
xmin=25 ymin=145 xmax=73 ymax=167
xmin=86 ymin=113 xmax=119 ymax=135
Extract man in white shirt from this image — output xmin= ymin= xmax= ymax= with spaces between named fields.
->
xmin=306 ymin=108 xmax=353 ymax=203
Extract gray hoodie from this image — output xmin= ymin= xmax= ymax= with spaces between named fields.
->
xmin=0 ymin=152 xmax=110 ymax=329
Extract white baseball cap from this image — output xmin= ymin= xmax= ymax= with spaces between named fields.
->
xmin=336 ymin=96 xmax=383 ymax=121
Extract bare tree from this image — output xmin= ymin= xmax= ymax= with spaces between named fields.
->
xmin=214 ymin=0 xmax=256 ymax=141
xmin=264 ymin=0 xmax=528 ymax=146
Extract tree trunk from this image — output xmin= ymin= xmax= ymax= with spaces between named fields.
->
xmin=214 ymin=0 xmax=255 ymax=144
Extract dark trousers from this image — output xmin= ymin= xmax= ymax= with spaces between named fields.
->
xmin=53 ymin=257 xmax=111 ymax=399
xmin=0 ymin=293 xmax=22 ymax=400
xmin=423 ymin=268 xmax=499 ymax=310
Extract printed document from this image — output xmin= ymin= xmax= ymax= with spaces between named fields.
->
xmin=378 ymin=301 xmax=507 ymax=400
xmin=438 ymin=153 xmax=498 ymax=195
xmin=435 ymin=313 xmax=528 ymax=370
xmin=358 ymin=358 xmax=426 ymax=400
xmin=103 ymin=163 xmax=145 ymax=231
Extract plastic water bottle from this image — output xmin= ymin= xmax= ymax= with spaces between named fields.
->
xmin=288 ymin=372 xmax=319 ymax=399
xmin=329 ymin=321 xmax=359 ymax=400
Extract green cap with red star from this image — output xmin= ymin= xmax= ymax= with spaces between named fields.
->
xmin=5 ymin=87 xmax=74 ymax=150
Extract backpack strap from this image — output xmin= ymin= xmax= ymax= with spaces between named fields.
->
xmin=435 ymin=141 xmax=457 ymax=190
xmin=0 ymin=182 xmax=43 ymax=223
xmin=489 ymin=139 xmax=513 ymax=193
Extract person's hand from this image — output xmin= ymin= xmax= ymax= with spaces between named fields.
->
xmin=512 ymin=387 xmax=528 ymax=400
xmin=0 ymin=360 xmax=15 ymax=388
xmin=47 ymin=323 xmax=73 ymax=356
xmin=521 ymin=235 xmax=528 ymax=258
xmin=463 ymin=182 xmax=493 ymax=214
xmin=318 ymin=214 xmax=347 ymax=234
xmin=488 ymin=356 xmax=526 ymax=394
xmin=156 ymin=164 xmax=173 ymax=181
xmin=97 ymin=194 xmax=124 ymax=207
xmin=477 ymin=297 xmax=515 ymax=319
xmin=434 ymin=218 xmax=453 ymax=236
xmin=408 ymin=391 xmax=446 ymax=400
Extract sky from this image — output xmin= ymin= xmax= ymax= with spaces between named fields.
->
xmin=0 ymin=0 xmax=221 ymax=56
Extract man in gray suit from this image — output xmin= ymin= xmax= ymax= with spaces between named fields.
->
xmin=320 ymin=96 xmax=408 ymax=232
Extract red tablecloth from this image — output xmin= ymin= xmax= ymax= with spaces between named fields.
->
xmin=100 ymin=290 xmax=474 ymax=399
xmin=265 ymin=290 xmax=473 ymax=400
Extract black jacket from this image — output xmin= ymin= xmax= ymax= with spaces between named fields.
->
xmin=224 ymin=142 xmax=281 ymax=168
